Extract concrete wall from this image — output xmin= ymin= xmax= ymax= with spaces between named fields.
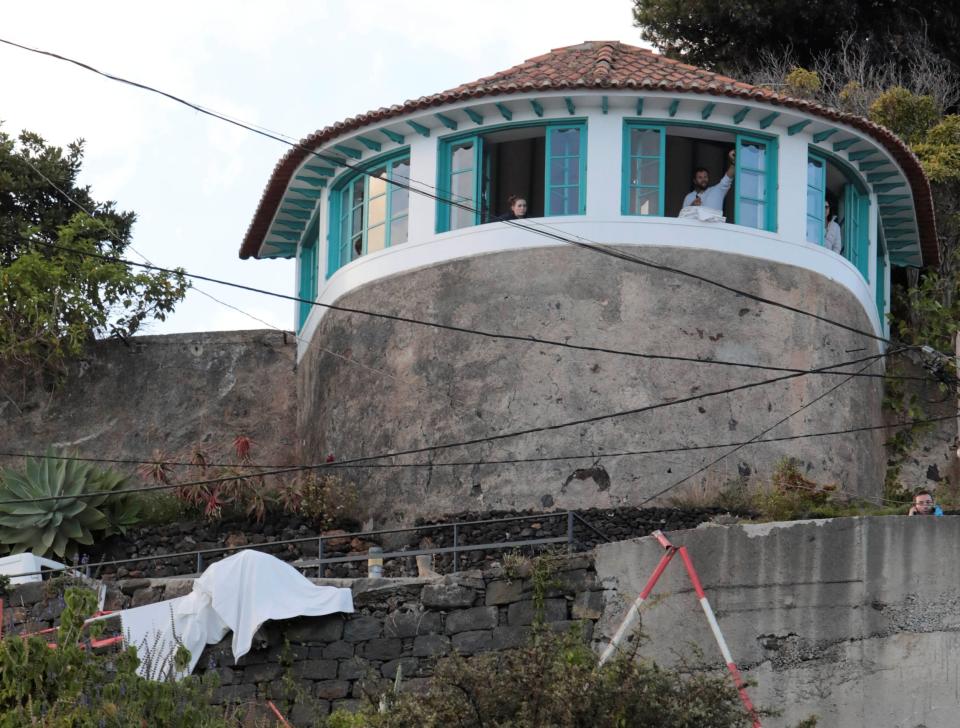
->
xmin=0 ymin=330 xmax=296 ymax=468
xmin=594 ymin=516 xmax=960 ymax=728
xmin=298 ymin=245 xmax=885 ymax=525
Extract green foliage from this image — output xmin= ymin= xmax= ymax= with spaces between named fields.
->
xmin=0 ymin=587 xmax=232 ymax=727
xmin=326 ymin=628 xmax=767 ymax=728
xmin=868 ymin=87 xmax=940 ymax=144
xmin=0 ymin=450 xmax=142 ymax=559
xmin=0 ymin=127 xmax=187 ymax=384
xmin=915 ymin=115 xmax=960 ymax=183
xmin=784 ymin=67 xmax=822 ymax=99
xmin=631 ymin=0 xmax=960 ymax=72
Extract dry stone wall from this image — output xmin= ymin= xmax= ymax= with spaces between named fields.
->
xmin=3 ymin=555 xmax=600 ymax=724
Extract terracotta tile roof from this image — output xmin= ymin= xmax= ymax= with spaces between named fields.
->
xmin=240 ymin=41 xmax=937 ymax=266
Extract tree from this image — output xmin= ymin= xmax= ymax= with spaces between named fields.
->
xmin=631 ymin=0 xmax=960 ymax=76
xmin=0 ymin=127 xmax=187 ymax=385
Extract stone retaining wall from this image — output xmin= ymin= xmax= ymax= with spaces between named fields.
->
xmin=2 ymin=554 xmax=600 ymax=724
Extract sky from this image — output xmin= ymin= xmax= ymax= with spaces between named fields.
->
xmin=1 ymin=0 xmax=646 ymax=335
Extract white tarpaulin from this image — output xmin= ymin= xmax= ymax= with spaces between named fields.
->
xmin=119 ymin=550 xmax=354 ymax=679
xmin=0 ymin=553 xmax=67 ymax=585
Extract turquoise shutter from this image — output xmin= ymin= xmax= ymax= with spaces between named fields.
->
xmin=546 ymin=124 xmax=586 ymax=215
xmin=622 ymin=124 xmax=665 ymax=216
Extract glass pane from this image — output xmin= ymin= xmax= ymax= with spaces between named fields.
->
xmin=740 ymin=170 xmax=765 ymax=200
xmin=631 ymin=158 xmax=659 ymax=187
xmin=391 ymin=186 xmax=409 ymax=215
xmin=391 ymin=216 xmax=408 ymax=245
xmin=807 ymin=159 xmax=824 ymax=189
xmin=369 ymin=168 xmax=387 ymax=197
xmin=806 ymin=216 xmax=822 ymax=245
xmin=550 ymin=158 xmax=580 ymax=186
xmin=451 ymin=143 xmax=474 ymax=171
xmin=630 ymin=128 xmax=659 ymax=157
xmin=367 ymin=224 xmax=386 ymax=253
xmin=340 ymin=214 xmax=350 ymax=245
xmin=451 ymin=170 xmax=475 ymax=203
xmin=740 ymin=142 xmax=766 ymax=171
xmin=351 ymin=234 xmax=362 ymax=260
xmin=738 ymin=199 xmax=763 ymax=229
xmin=351 ymin=178 xmax=364 ymax=206
xmin=549 ymin=188 xmax=577 ymax=215
xmin=452 ymin=206 xmax=474 ymax=230
xmin=551 ymin=128 xmax=580 ymax=156
xmin=368 ymin=195 xmax=387 ymax=226
xmin=352 ymin=207 xmax=363 ymax=233
xmin=629 ymin=188 xmax=660 ymax=216
xmin=392 ymin=158 xmax=410 ymax=181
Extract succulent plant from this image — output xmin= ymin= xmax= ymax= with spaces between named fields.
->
xmin=0 ymin=450 xmax=141 ymax=560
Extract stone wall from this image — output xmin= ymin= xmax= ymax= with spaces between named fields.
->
xmin=3 ymin=555 xmax=600 ymax=724
xmin=0 ymin=330 xmax=296 ymax=467
xmin=298 ymin=245 xmax=886 ymax=526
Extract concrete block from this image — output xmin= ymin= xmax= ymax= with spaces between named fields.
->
xmin=290 ymin=659 xmax=338 ymax=680
xmin=507 ymin=598 xmax=567 ymax=626
xmin=421 ymin=584 xmax=476 ymax=608
xmin=361 ymin=638 xmax=402 ymax=660
xmin=412 ymin=633 xmax=451 ymax=657
xmin=343 ymin=616 xmax=382 ymax=641
xmin=485 ymin=580 xmax=524 ymax=605
xmin=445 ymin=606 xmax=499 ymax=634
xmin=451 ymin=630 xmax=493 ymax=654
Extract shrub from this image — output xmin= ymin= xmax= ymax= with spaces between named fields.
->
xmin=324 ymin=628 xmax=775 ymax=728
xmin=0 ymin=450 xmax=141 ymax=560
xmin=0 ymin=587 xmax=235 ymax=726
xmin=868 ymin=87 xmax=940 ymax=144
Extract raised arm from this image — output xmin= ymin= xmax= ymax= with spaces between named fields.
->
xmin=725 ymin=149 xmax=736 ymax=178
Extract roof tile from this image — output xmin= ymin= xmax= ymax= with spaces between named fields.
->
xmin=241 ymin=41 xmax=937 ymax=266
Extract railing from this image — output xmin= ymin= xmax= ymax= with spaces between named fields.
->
xmin=5 ymin=511 xmax=611 ymax=581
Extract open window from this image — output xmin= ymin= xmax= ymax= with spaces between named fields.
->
xmin=623 ymin=122 xmax=776 ymax=232
xmin=806 ymin=148 xmax=871 ymax=280
xmin=327 ymin=152 xmax=410 ymax=278
xmin=437 ymin=122 xmax=586 ymax=232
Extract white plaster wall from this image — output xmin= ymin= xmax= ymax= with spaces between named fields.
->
xmin=289 ymin=92 xmax=907 ymax=354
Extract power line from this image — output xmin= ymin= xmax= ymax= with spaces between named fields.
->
xmin=0 ymin=412 xmax=952 ymax=471
xmin=1 ymin=35 xmax=928 ymax=353
xmin=0 ymin=348 xmax=896 ymax=505
xmin=17 ymin=157 xmax=549 ymax=432
xmin=29 ymin=238 xmax=942 ymax=386
xmin=639 ymin=352 xmax=894 ymax=505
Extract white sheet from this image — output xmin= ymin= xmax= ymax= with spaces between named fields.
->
xmin=119 ymin=550 xmax=354 ymax=679
xmin=678 ymin=205 xmax=726 ymax=223
xmin=0 ymin=553 xmax=67 ymax=585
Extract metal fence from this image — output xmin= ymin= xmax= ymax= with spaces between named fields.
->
xmin=6 ymin=510 xmax=611 ymax=581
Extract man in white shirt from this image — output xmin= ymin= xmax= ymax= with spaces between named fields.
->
xmin=682 ymin=150 xmax=736 ymax=211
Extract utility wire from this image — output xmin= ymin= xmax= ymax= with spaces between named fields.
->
xmin=639 ymin=352 xmax=896 ymax=505
xmin=17 ymin=156 xmax=544 ymax=430
xmin=29 ymin=238 xmax=941 ymax=385
xmin=0 ymin=348 xmax=895 ymax=505
xmin=1 ymin=35 xmax=931 ymax=354
xmin=0 ymin=413 xmax=952 ymax=471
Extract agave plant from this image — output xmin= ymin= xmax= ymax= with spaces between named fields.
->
xmin=0 ymin=450 xmax=141 ymax=560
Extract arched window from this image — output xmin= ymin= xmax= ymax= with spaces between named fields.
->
xmin=327 ymin=152 xmax=410 ymax=278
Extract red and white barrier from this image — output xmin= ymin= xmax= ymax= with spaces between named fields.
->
xmin=600 ymin=530 xmax=762 ymax=728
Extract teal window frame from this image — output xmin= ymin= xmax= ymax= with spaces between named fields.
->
xmin=875 ymin=234 xmax=887 ymax=326
xmin=621 ymin=123 xmax=666 ymax=216
xmin=806 ymin=152 xmax=827 ymax=245
xmin=297 ymin=214 xmax=320 ymax=331
xmin=844 ymin=182 xmax=871 ymax=280
xmin=436 ymin=120 xmax=587 ymax=233
xmin=734 ymin=134 xmax=777 ymax=232
xmin=545 ymin=124 xmax=587 ymax=216
xmin=326 ymin=149 xmax=410 ymax=279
